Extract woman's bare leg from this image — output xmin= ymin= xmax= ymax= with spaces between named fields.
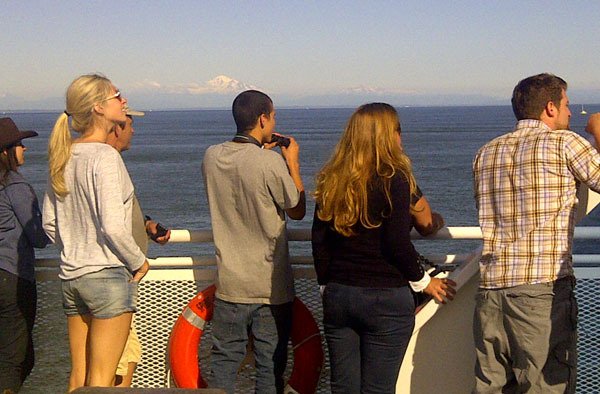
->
xmin=86 ymin=312 xmax=132 ymax=387
xmin=67 ymin=314 xmax=91 ymax=393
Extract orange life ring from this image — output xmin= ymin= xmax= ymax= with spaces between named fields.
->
xmin=168 ymin=285 xmax=324 ymax=393
xmin=168 ymin=284 xmax=216 ymax=388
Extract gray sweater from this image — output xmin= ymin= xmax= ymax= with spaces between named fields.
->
xmin=0 ymin=171 xmax=49 ymax=281
xmin=43 ymin=143 xmax=146 ymax=280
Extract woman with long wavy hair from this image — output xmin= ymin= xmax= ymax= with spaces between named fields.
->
xmin=312 ymin=103 xmax=455 ymax=393
xmin=42 ymin=74 xmax=150 ymax=392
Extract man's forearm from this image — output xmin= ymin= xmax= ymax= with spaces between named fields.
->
xmin=287 ymin=161 xmax=304 ymax=192
xmin=286 ymin=161 xmax=306 ymax=219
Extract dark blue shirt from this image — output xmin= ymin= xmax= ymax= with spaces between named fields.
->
xmin=0 ymin=171 xmax=49 ymax=282
xmin=312 ymin=173 xmax=423 ymax=287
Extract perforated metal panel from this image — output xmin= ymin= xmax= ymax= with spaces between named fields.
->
xmin=133 ymin=277 xmax=331 ymax=393
xmin=134 ymin=279 xmax=202 ymax=388
xmin=20 ymin=270 xmax=600 ymax=393
xmin=575 ymin=278 xmax=600 ymax=393
xmin=21 ymin=273 xmax=330 ymax=393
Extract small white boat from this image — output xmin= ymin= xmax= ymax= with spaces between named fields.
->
xmin=581 ymin=104 xmax=587 ymax=115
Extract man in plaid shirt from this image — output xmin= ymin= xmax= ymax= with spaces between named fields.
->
xmin=473 ymin=73 xmax=600 ymax=393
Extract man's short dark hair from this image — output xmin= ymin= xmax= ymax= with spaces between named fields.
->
xmin=511 ymin=73 xmax=567 ymax=121
xmin=232 ymin=90 xmax=273 ymax=133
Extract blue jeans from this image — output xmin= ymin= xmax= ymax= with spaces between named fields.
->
xmin=323 ymin=283 xmax=415 ymax=394
xmin=209 ymin=298 xmax=292 ymax=394
xmin=0 ymin=270 xmax=37 ymax=393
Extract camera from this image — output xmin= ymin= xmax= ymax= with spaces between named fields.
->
xmin=151 ymin=222 xmax=169 ymax=241
xmin=270 ymin=134 xmax=291 ymax=148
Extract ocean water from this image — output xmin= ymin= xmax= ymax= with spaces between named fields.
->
xmin=9 ymin=104 xmax=599 ymax=258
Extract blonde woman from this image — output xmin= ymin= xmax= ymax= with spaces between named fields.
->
xmin=42 ymin=74 xmax=149 ymax=392
xmin=312 ymin=103 xmax=455 ymax=394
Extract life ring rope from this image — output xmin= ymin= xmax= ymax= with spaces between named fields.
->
xmin=291 ymin=332 xmax=321 ymax=351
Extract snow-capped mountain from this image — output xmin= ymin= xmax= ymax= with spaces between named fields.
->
xmin=344 ymin=85 xmax=383 ymax=94
xmin=207 ymin=75 xmax=258 ymax=93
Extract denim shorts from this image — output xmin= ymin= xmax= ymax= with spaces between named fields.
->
xmin=61 ymin=266 xmax=138 ymax=318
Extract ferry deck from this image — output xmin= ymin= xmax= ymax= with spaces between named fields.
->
xmin=22 ymin=188 xmax=600 ymax=393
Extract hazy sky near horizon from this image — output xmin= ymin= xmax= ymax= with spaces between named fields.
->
xmin=3 ymin=1 xmax=600 ymax=109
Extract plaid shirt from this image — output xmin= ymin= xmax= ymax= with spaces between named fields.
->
xmin=473 ymin=119 xmax=600 ymax=289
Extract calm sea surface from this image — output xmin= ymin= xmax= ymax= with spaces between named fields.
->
xmin=9 ymin=105 xmax=600 ymax=257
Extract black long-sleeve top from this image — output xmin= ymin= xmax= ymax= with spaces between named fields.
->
xmin=311 ymin=173 xmax=424 ymax=287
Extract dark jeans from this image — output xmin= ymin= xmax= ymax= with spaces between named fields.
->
xmin=0 ymin=270 xmax=37 ymax=393
xmin=323 ymin=283 xmax=415 ymax=394
xmin=209 ymin=299 xmax=293 ymax=394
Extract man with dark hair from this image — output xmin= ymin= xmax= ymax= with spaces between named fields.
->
xmin=511 ymin=73 xmax=568 ymax=121
xmin=202 ymin=90 xmax=305 ymax=394
xmin=473 ymin=73 xmax=600 ymax=393
xmin=232 ymin=90 xmax=274 ymax=133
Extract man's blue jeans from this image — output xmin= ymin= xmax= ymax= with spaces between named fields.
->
xmin=209 ymin=298 xmax=292 ymax=394
xmin=323 ymin=282 xmax=415 ymax=394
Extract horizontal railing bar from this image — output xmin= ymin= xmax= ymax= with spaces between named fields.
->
xmin=35 ymin=254 xmax=600 ymax=269
xmin=423 ymin=226 xmax=600 ymax=240
xmin=34 ymin=254 xmax=472 ymax=269
xmin=167 ymin=227 xmax=600 ymax=242
xmin=168 ymin=229 xmax=214 ymax=243
xmin=34 ymin=256 xmax=313 ymax=268
xmin=573 ymin=254 xmax=600 ymax=264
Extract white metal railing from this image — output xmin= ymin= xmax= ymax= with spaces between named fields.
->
xmin=34 ymin=226 xmax=600 ymax=269
xmin=166 ymin=226 xmax=600 ymax=242
xmin=28 ymin=186 xmax=600 ymax=392
xmin=29 ymin=224 xmax=600 ymax=392
xmin=140 ymin=226 xmax=600 ymax=268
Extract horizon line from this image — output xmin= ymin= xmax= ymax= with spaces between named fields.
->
xmin=3 ymin=103 xmax=598 ymax=114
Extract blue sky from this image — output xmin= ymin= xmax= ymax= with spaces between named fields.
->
xmin=2 ymin=1 xmax=600 ymax=110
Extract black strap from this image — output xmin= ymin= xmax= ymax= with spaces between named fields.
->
xmin=232 ymin=133 xmax=262 ymax=148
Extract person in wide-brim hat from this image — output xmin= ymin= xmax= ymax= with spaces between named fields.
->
xmin=0 ymin=117 xmax=38 ymax=149
xmin=0 ymin=116 xmax=49 ymax=393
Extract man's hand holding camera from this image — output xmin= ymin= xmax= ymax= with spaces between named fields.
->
xmin=265 ymin=132 xmax=305 ymax=219
xmin=265 ymin=132 xmax=300 ymax=170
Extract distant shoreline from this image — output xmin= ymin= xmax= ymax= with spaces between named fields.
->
xmin=3 ymin=103 xmax=598 ymax=114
